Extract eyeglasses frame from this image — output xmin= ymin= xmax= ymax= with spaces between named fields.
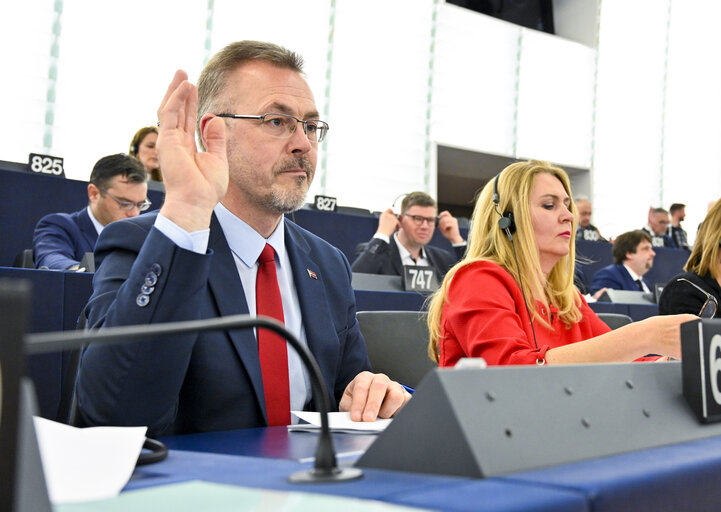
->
xmin=215 ymin=113 xmax=329 ymax=143
xmin=676 ymin=278 xmax=718 ymax=318
xmin=101 ymin=188 xmax=152 ymax=212
xmin=402 ymin=213 xmax=439 ymax=227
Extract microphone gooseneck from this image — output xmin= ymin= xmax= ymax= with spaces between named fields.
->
xmin=25 ymin=314 xmax=363 ymax=483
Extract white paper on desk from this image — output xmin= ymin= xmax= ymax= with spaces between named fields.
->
xmin=33 ymin=416 xmax=147 ymax=504
xmin=289 ymin=411 xmax=391 ymax=433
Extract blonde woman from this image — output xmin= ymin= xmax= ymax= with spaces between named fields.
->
xmin=427 ymin=160 xmax=694 ymax=366
xmin=659 ymin=199 xmax=721 ymax=318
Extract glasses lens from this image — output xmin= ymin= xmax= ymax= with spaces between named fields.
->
xmin=262 ymin=114 xmax=292 ymax=138
xmin=139 ymin=201 xmax=151 ymax=212
xmin=700 ymin=298 xmax=717 ymax=318
xmin=311 ymin=121 xmax=329 ymax=143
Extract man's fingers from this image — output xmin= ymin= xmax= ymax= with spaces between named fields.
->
xmin=158 ymin=70 xmax=188 ymax=124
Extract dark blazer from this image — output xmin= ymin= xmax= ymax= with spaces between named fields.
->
xmin=642 ymin=226 xmax=677 ymax=249
xmin=589 ymin=263 xmax=651 ymax=295
xmin=351 ymin=236 xmax=463 ymax=282
xmin=32 ymin=208 xmax=97 ymax=269
xmin=75 ymin=212 xmax=371 ymax=437
xmin=658 ymin=271 xmax=721 ymax=317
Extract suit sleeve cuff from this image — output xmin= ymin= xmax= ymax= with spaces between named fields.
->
xmin=373 ymin=233 xmax=390 ymax=244
xmin=154 ymin=213 xmax=210 ymax=254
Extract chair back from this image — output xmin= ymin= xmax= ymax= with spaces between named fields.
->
xmin=356 ymin=310 xmax=436 ymax=388
xmin=596 ymin=312 xmax=633 ymax=330
xmin=13 ymin=249 xmax=34 ymax=268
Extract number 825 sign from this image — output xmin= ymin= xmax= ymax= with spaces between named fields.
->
xmin=27 ymin=153 xmax=65 ymax=177
xmin=681 ymin=319 xmax=721 ymax=423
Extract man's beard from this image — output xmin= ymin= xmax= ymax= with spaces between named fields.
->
xmin=258 ymin=158 xmax=315 ymax=214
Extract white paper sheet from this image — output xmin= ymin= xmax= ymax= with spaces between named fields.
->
xmin=289 ymin=411 xmax=391 ymax=433
xmin=33 ymin=417 xmax=147 ymax=504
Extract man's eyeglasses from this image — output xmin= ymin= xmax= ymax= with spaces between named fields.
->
xmin=404 ymin=214 xmax=438 ymax=227
xmin=102 ymin=189 xmax=152 ymax=212
xmin=216 ymin=113 xmax=329 ymax=143
xmin=676 ymin=278 xmax=718 ymax=318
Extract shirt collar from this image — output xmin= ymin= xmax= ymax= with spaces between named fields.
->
xmin=214 ymin=202 xmax=286 ymax=268
xmin=623 ymin=263 xmax=643 ymax=282
xmin=86 ymin=206 xmax=104 ymax=235
xmin=394 ymin=232 xmax=427 ymax=262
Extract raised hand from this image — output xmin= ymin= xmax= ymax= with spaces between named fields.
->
xmin=376 ymin=208 xmax=400 ymax=237
xmin=438 ymin=210 xmax=464 ymax=244
xmin=157 ymin=70 xmax=229 ymax=232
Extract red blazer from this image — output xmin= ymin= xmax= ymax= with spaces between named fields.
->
xmin=439 ymin=260 xmax=610 ymax=366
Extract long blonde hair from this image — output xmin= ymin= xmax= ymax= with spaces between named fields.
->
xmin=685 ymin=198 xmax=721 ymax=279
xmin=427 ymin=160 xmax=581 ymax=362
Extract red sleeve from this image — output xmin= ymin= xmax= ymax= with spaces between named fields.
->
xmin=440 ymin=261 xmax=548 ymax=366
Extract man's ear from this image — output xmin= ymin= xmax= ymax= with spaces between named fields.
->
xmin=87 ymin=183 xmax=100 ymax=203
xmin=199 ymin=113 xmax=218 ymax=150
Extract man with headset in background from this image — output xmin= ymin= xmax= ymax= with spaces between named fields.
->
xmin=351 ymin=191 xmax=466 ymax=282
xmin=32 ymin=153 xmax=149 ymax=270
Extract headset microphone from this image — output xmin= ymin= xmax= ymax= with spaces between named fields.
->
xmin=491 ymin=171 xmax=540 ymax=354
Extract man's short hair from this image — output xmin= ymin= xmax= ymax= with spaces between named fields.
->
xmin=669 ymin=203 xmax=686 ymax=215
xmin=400 ymin=191 xmax=436 ymax=213
xmin=612 ymin=230 xmax=652 ymax=265
xmin=89 ymin=154 xmax=147 ymax=191
xmin=651 ymin=207 xmax=669 ymax=216
xmin=197 ymin=40 xmax=305 ymax=150
xmin=574 ymin=195 xmax=590 ymax=203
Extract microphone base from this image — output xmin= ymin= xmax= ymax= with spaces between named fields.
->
xmin=288 ymin=466 xmax=363 ymax=483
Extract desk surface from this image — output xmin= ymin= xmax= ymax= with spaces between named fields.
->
xmin=119 ymin=425 xmax=721 ymax=512
xmin=131 ymin=427 xmax=587 ymax=512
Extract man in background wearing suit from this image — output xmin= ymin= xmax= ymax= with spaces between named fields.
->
xmin=590 ymin=230 xmax=656 ymax=294
xmin=32 ymin=154 xmax=149 ymax=270
xmin=351 ymin=191 xmax=466 ymax=281
xmin=643 ymin=207 xmax=677 ymax=249
xmin=75 ymin=41 xmax=410 ymax=436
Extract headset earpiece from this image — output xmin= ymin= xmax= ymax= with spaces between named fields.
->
xmin=498 ymin=211 xmax=515 ymax=233
xmin=493 ymin=173 xmax=516 ymax=239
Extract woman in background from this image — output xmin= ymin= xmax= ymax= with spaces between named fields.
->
xmin=659 ymin=199 xmax=721 ymax=318
xmin=427 ymin=160 xmax=693 ymax=366
xmin=129 ymin=126 xmax=162 ymax=181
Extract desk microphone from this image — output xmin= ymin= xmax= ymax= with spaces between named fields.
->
xmin=25 ymin=314 xmax=363 ymax=483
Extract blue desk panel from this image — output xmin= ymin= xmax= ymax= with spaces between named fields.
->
xmin=507 ymin=435 xmax=721 ymax=512
xmin=151 ymin=425 xmax=721 ymax=511
xmin=126 ymin=449 xmax=588 ymax=512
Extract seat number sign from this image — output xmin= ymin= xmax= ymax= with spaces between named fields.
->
xmin=28 ymin=153 xmax=65 ymax=177
xmin=314 ymin=195 xmax=337 ymax=212
xmin=403 ymin=265 xmax=438 ymax=292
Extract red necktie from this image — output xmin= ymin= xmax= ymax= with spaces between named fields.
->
xmin=256 ymin=244 xmax=291 ymax=426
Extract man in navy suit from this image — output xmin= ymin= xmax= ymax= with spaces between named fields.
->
xmin=352 ymin=191 xmax=466 ymax=282
xmin=75 ymin=41 xmax=410 ymax=436
xmin=32 ymin=154 xmax=149 ymax=270
xmin=590 ymin=230 xmax=656 ymax=294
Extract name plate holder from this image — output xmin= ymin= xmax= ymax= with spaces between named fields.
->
xmin=403 ymin=265 xmax=437 ymax=293
xmin=681 ymin=318 xmax=721 ymax=423
xmin=357 ymin=356 xmax=721 ymax=478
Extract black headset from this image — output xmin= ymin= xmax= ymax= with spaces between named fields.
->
xmin=493 ymin=173 xmax=516 ymax=240
xmin=491 ymin=170 xmax=540 ymax=354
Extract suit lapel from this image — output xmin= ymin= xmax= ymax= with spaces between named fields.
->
xmin=206 ymin=214 xmax=267 ymax=419
xmin=77 ymin=209 xmax=98 ymax=251
xmin=285 ymin=223 xmax=337 ymax=393
xmin=389 ymin=236 xmax=405 ymax=276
